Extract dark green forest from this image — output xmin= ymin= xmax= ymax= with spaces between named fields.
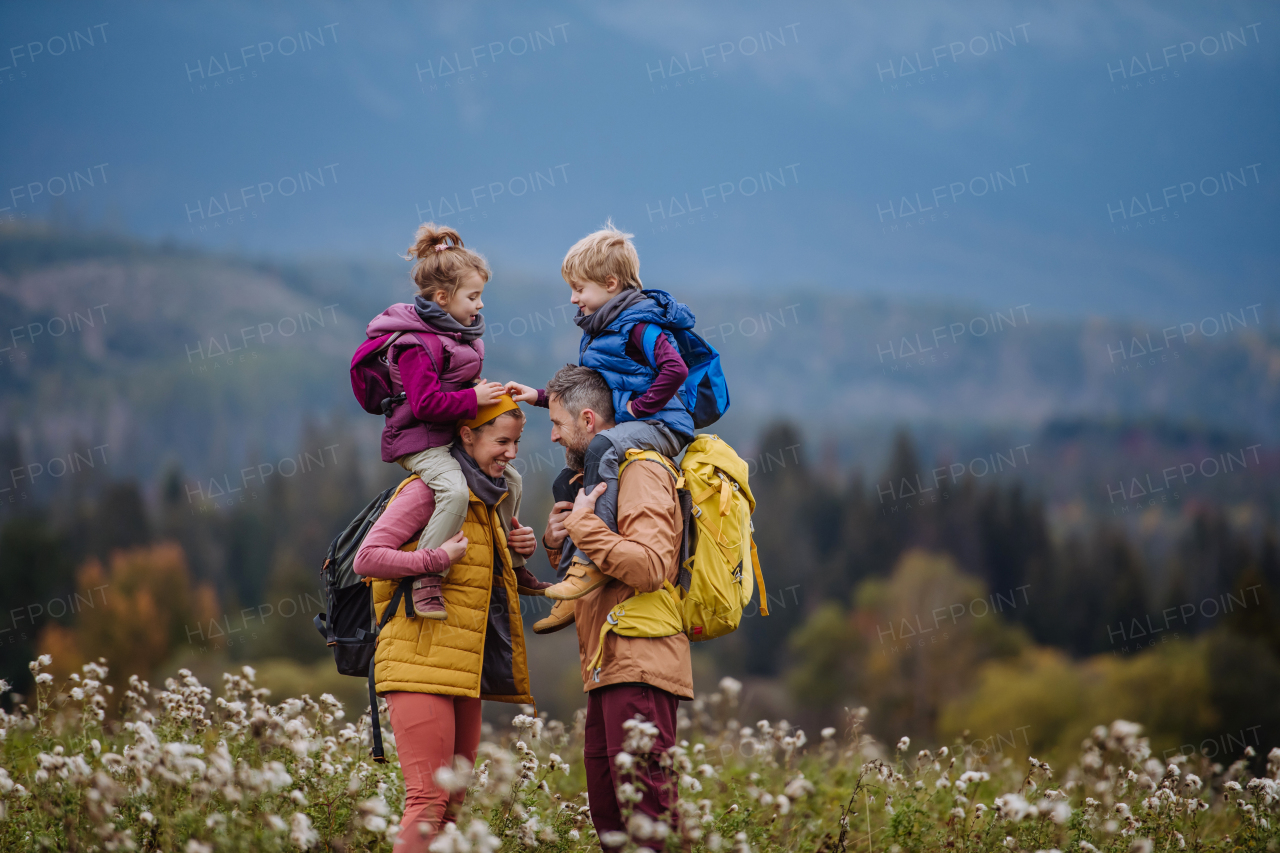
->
xmin=3 ymin=416 xmax=1277 ymax=759
xmin=1 ymin=226 xmax=1278 ymax=759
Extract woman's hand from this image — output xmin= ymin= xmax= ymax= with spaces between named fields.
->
xmin=503 ymin=381 xmax=539 ymax=404
xmin=508 ymin=516 xmax=537 ymax=557
xmin=543 ymin=500 xmax=574 ymax=551
xmin=573 ymin=482 xmax=607 ymax=516
xmin=473 ymin=381 xmax=507 ymax=407
xmin=441 ymin=531 xmax=469 ymax=564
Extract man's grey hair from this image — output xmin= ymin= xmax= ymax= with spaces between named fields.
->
xmin=545 ymin=364 xmax=615 ymax=422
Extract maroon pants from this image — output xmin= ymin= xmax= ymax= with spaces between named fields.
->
xmin=584 ymin=682 xmax=680 ymax=838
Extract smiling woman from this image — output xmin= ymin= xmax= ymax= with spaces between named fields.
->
xmin=458 ymin=404 xmax=524 ymax=477
xmin=351 ymin=399 xmax=546 ymax=850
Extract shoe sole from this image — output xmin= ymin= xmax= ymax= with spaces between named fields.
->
xmin=533 ymin=615 xmax=576 ymax=635
xmin=544 ymin=575 xmax=608 ymax=601
xmin=517 ymin=587 xmax=547 ymax=597
xmin=418 ymin=611 xmax=448 ymax=621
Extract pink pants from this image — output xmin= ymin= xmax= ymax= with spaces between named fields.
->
xmin=386 ymin=692 xmax=482 ymax=852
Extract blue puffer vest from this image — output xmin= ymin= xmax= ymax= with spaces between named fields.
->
xmin=578 ymin=289 xmax=696 ymax=439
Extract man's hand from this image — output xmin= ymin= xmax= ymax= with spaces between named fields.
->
xmin=441 ymin=531 xmax=469 ymax=564
xmin=626 ymin=400 xmax=634 ymax=416
xmin=504 ymin=381 xmax=539 ymax=404
xmin=508 ymin=516 xmax=536 ymax=557
xmin=573 ymin=482 xmax=607 ymax=516
xmin=543 ymin=500 xmax=574 ymax=551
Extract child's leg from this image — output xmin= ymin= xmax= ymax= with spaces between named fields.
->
xmin=551 ymin=467 xmax=580 ymax=580
xmin=580 ymin=435 xmax=621 ymax=536
xmin=496 ymin=463 xmax=526 ymax=567
xmin=400 ymin=445 xmax=469 ymax=554
xmin=571 ymin=421 xmax=685 ymax=564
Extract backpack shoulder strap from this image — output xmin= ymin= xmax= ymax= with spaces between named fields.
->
xmin=384 ymin=475 xmax=419 ymax=508
xmin=619 ymin=449 xmax=693 ymax=591
xmin=423 ymin=332 xmax=452 ymax=376
xmin=619 ymin=448 xmax=683 ymax=487
xmin=751 ymin=539 xmax=768 ymax=617
xmin=369 ymin=655 xmax=385 ymax=762
xmin=369 ymin=577 xmax=412 ymax=764
xmin=376 ymin=578 xmax=414 ymax=630
xmin=388 ymin=333 xmax=452 ymax=394
xmin=636 ymin=322 xmax=663 ymax=369
xmin=374 ymin=330 xmax=406 ymax=354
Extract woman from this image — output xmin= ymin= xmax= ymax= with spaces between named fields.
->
xmin=354 ymin=396 xmax=548 ymax=850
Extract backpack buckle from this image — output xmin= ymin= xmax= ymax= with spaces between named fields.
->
xmin=379 ymin=392 xmax=406 ymax=415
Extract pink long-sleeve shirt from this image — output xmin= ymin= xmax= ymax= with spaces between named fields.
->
xmin=397 ymin=345 xmax=480 ymax=424
xmin=353 ymin=478 xmax=453 ymax=578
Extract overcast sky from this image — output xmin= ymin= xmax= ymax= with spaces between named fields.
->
xmin=1 ymin=1 xmax=1276 ymax=322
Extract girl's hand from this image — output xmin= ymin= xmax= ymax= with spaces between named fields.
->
xmin=503 ymin=381 xmax=538 ymax=404
xmin=474 ymin=381 xmax=507 ymax=407
xmin=441 ymin=531 xmax=469 ymax=564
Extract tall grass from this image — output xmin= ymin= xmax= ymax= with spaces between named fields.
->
xmin=1 ymin=656 xmax=1276 ymax=852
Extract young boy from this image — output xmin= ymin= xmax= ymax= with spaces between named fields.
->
xmin=506 ymin=221 xmax=697 ymax=618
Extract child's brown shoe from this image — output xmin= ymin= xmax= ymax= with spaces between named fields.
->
xmin=411 ymin=574 xmax=448 ymax=620
xmin=532 ymin=599 xmax=576 ymax=635
xmin=514 ymin=564 xmax=552 ymax=596
xmin=543 ymin=559 xmax=608 ymax=601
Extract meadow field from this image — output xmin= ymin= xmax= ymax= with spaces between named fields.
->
xmin=2 ymin=656 xmax=1277 ymax=853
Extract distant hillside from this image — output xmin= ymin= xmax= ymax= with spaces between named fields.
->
xmin=1 ymin=225 xmax=1276 ymax=512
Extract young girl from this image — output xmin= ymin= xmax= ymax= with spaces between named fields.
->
xmin=355 ymin=223 xmax=546 ymax=618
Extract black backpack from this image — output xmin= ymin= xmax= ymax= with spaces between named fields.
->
xmin=314 ymin=478 xmax=416 ymax=762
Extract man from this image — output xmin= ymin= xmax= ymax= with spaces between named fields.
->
xmin=539 ymin=364 xmax=691 ymax=838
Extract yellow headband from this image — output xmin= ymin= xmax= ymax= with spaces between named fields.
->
xmin=460 ymin=393 xmax=521 ymax=430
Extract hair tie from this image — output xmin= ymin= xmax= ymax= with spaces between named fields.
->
xmin=434 ymin=243 xmax=449 ymax=252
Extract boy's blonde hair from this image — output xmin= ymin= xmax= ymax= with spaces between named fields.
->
xmin=561 ymin=220 xmax=642 ymax=290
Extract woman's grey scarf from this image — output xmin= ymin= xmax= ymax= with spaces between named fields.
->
xmin=415 ymin=296 xmax=485 ymax=341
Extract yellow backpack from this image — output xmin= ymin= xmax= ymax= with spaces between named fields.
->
xmin=588 ymin=435 xmax=768 ymax=678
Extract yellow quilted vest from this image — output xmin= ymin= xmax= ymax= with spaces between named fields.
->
xmin=370 ymin=478 xmax=532 ymax=703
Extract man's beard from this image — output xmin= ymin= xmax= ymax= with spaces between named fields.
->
xmin=561 ymin=428 xmax=590 ymax=471
xmin=565 ymin=440 xmax=586 ymax=468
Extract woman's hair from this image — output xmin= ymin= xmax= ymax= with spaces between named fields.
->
xmin=561 ymin=219 xmax=641 ymax=289
xmin=404 ymin=222 xmax=491 ymax=303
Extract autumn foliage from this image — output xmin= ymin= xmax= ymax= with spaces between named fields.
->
xmin=36 ymin=543 xmax=218 ymax=699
